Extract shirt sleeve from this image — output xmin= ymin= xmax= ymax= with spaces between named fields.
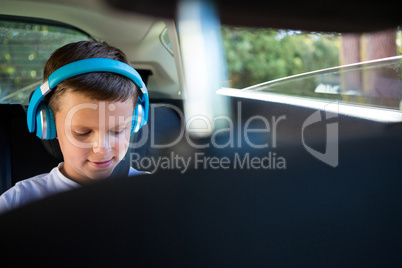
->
xmin=0 ymin=187 xmax=19 ymax=214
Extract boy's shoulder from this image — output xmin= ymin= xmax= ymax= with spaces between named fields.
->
xmin=14 ymin=166 xmax=62 ymax=191
xmin=14 ymin=171 xmax=55 ymax=189
xmin=0 ymin=164 xmax=79 ymax=213
xmin=14 ymin=164 xmax=80 ymax=193
xmin=0 ymin=170 xmax=55 ymax=213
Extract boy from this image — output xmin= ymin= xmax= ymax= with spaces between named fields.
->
xmin=0 ymin=41 xmax=147 ymax=213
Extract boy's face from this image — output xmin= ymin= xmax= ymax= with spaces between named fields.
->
xmin=54 ymin=90 xmax=134 ymax=184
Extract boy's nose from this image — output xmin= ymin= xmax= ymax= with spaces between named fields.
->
xmin=92 ymin=133 xmax=112 ymax=154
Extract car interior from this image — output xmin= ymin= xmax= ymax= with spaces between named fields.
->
xmin=1 ymin=0 xmax=402 ymax=266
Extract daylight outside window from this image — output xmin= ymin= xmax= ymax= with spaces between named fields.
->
xmin=220 ymin=26 xmax=402 ymax=120
xmin=0 ymin=18 xmax=92 ymax=105
xmin=221 ymin=26 xmax=402 ymax=89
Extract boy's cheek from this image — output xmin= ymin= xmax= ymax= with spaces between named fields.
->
xmin=119 ymin=138 xmax=130 ymax=156
xmin=66 ymin=133 xmax=94 ymax=149
xmin=118 ymin=130 xmax=131 ymax=149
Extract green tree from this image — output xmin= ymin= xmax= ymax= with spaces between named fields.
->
xmin=222 ymin=26 xmax=340 ymax=89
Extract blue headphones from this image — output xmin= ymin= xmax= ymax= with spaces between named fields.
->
xmin=27 ymin=58 xmax=149 ymax=140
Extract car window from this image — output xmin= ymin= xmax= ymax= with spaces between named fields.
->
xmin=0 ymin=17 xmax=92 ymax=105
xmin=220 ymin=26 xmax=402 ymax=121
xmin=222 ymin=26 xmax=402 ymax=89
xmin=221 ymin=26 xmax=342 ymax=89
xmin=245 ymin=56 xmax=402 ymax=110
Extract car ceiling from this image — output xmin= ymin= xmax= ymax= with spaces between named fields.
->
xmin=2 ymin=0 xmax=156 ymax=44
xmin=2 ymin=0 xmax=182 ymax=100
xmin=105 ymin=0 xmax=402 ymax=33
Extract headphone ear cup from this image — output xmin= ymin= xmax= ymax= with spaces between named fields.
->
xmin=35 ymin=104 xmax=57 ymax=140
xmin=131 ymin=103 xmax=144 ymax=135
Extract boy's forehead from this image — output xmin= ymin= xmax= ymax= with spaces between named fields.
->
xmin=60 ymin=90 xmax=133 ymax=104
xmin=56 ymin=91 xmax=134 ymax=122
xmin=58 ymin=91 xmax=134 ymax=109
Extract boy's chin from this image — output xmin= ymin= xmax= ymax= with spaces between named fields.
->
xmin=86 ymin=168 xmax=115 ymax=182
xmin=92 ymin=173 xmax=111 ymax=180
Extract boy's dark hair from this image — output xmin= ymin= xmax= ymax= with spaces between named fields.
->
xmin=44 ymin=41 xmax=138 ymax=114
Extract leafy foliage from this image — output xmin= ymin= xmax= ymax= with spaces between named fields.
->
xmin=221 ymin=26 xmax=341 ymax=88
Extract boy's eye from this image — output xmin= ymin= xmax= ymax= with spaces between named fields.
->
xmin=111 ymin=129 xmax=125 ymax=135
xmin=75 ymin=131 xmax=91 ymax=137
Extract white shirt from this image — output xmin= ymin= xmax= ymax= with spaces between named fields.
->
xmin=0 ymin=163 xmax=143 ymax=214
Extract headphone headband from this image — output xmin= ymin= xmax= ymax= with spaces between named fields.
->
xmin=27 ymin=58 xmax=149 ymax=138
